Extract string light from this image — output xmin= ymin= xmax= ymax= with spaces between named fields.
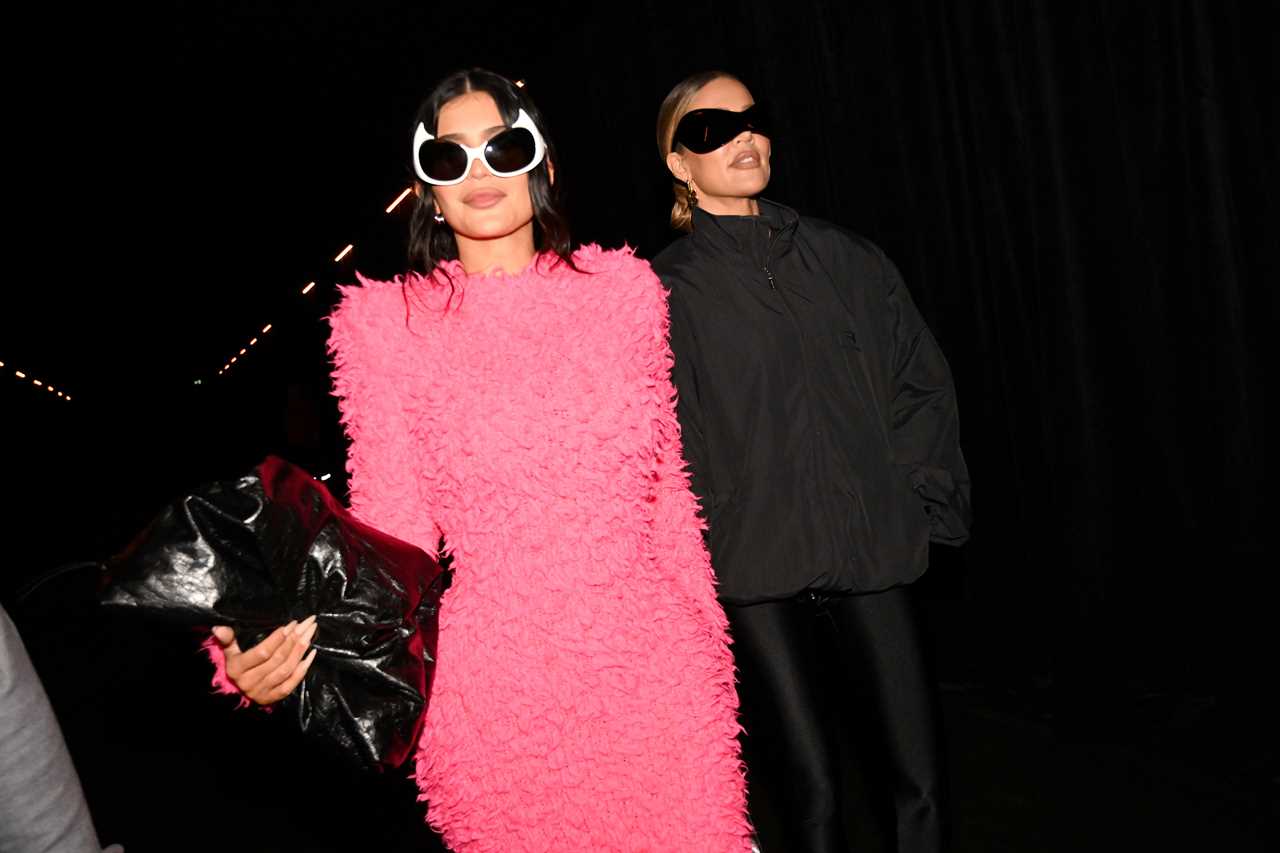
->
xmin=262 ymin=324 xmax=272 ymax=334
xmin=334 ymin=244 xmax=354 ymax=263
xmin=386 ymin=187 xmax=412 ymax=213
xmin=5 ymin=359 xmax=73 ymax=402
xmin=301 ymin=281 xmax=316 ymax=295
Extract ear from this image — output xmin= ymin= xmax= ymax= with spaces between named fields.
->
xmin=547 ymin=155 xmax=556 ymax=187
xmin=666 ymin=150 xmax=690 ymax=184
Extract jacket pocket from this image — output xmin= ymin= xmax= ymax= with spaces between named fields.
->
xmin=836 ymin=330 xmax=893 ymax=451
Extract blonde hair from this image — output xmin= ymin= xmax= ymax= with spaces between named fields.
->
xmin=656 ymin=70 xmax=740 ymax=232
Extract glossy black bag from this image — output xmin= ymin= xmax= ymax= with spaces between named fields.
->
xmin=101 ymin=455 xmax=445 ymax=770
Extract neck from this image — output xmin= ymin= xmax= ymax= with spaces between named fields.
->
xmin=696 ymin=195 xmax=760 ymax=218
xmin=455 ymin=222 xmax=538 ymax=275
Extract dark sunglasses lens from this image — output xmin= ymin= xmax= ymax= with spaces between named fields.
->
xmin=420 ymin=140 xmax=468 ymax=182
xmin=676 ymin=112 xmax=723 ymax=154
xmin=742 ymin=105 xmax=771 ymax=137
xmin=484 ymin=127 xmax=537 ymax=174
xmin=677 ymin=107 xmax=768 ymax=153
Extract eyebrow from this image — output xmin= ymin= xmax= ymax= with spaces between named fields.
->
xmin=437 ymin=124 xmax=508 ymax=143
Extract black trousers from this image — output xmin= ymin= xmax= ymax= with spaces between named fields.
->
xmin=725 ymin=587 xmax=947 ymax=853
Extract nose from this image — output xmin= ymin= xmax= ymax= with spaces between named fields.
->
xmin=468 ymin=154 xmax=490 ymax=179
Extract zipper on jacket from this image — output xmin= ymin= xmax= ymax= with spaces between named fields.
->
xmin=761 ymin=222 xmax=843 ymax=569
xmin=762 ymin=226 xmax=781 ymax=290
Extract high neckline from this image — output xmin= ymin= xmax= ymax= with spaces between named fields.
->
xmin=432 ymin=251 xmax=561 ymax=284
xmin=689 ymin=198 xmax=800 ymax=264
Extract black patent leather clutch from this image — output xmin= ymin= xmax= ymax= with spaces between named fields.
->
xmin=102 ymin=456 xmax=445 ymax=769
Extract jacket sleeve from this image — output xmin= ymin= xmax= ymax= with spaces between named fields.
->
xmin=665 ymin=286 xmax=716 ymax=519
xmin=880 ymin=249 xmax=972 ymax=545
xmin=642 ymin=263 xmax=736 ymax=638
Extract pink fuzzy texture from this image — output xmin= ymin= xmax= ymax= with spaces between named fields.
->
xmin=324 ymin=246 xmax=751 ymax=852
xmin=200 ymin=636 xmax=270 ymax=712
xmin=200 ymin=636 xmax=246 ymax=704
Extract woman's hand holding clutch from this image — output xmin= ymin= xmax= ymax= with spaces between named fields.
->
xmin=211 ymin=617 xmax=318 ymax=706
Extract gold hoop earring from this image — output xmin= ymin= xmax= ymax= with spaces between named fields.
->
xmin=686 ymin=181 xmax=698 ymax=208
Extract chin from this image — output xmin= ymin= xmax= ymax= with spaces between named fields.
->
xmin=457 ymin=210 xmax=529 ymax=240
xmin=725 ymin=178 xmax=770 ymax=200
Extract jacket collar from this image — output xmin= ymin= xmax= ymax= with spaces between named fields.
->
xmin=689 ymin=198 xmax=800 ymax=267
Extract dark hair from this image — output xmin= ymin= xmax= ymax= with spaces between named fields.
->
xmin=406 ymin=69 xmax=573 ymax=276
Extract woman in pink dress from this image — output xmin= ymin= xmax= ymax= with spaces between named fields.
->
xmin=205 ymin=69 xmax=753 ymax=852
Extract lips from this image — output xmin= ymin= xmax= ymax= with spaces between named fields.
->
xmin=463 ymin=188 xmax=506 ymax=208
xmin=730 ymin=149 xmax=761 ymax=168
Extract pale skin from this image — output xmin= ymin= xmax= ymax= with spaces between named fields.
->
xmin=211 ymin=89 xmax=551 ymax=704
xmin=665 ymin=76 xmax=772 ymax=217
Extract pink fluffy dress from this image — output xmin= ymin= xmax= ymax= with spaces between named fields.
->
xmin=321 ymin=246 xmax=751 ymax=851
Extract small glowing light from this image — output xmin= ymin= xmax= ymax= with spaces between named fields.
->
xmin=319 ymin=473 xmax=332 ymax=482
xmin=230 ymin=356 xmax=238 ymax=364
xmin=249 ymin=337 xmax=258 ymax=346
xmin=0 ymin=360 xmax=5 ymax=368
xmin=262 ymin=324 xmax=273 ymax=334
xmin=14 ymin=370 xmax=26 ymax=379
xmin=218 ymin=370 xmax=224 ymax=376
xmin=57 ymin=391 xmax=64 ymax=397
xmin=334 ymin=244 xmax=354 ymax=262
xmin=515 ymin=79 xmax=526 ymax=88
xmin=301 ymin=281 xmax=316 ymax=295
xmin=33 ymin=379 xmax=43 ymax=387
xmin=385 ymin=187 xmax=413 ymax=213
xmin=47 ymin=385 xmax=55 ymax=392
xmin=238 ymin=348 xmax=247 ymax=356
xmin=194 ymin=380 xmax=203 ymax=385
xmin=65 ymin=395 xmax=72 ymax=401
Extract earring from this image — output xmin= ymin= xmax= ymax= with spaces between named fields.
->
xmin=433 ymin=212 xmax=445 ymax=224
xmin=686 ymin=181 xmax=698 ymax=208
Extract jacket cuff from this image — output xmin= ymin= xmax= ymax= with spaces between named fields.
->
xmin=908 ymin=466 xmax=972 ymax=545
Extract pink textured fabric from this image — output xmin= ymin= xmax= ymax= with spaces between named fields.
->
xmin=200 ymin=635 xmax=251 ymax=708
xmin=324 ymin=246 xmax=751 ymax=852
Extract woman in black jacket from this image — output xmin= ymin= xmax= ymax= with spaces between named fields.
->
xmin=652 ymin=71 xmax=972 ymax=853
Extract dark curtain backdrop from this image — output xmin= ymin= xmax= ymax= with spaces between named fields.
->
xmin=6 ymin=0 xmax=1274 ymax=736
xmin=562 ymin=0 xmax=1274 ymax=720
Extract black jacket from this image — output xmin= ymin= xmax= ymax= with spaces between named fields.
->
xmin=652 ymin=200 xmax=971 ymax=604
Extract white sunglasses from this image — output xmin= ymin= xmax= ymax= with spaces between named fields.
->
xmin=412 ymin=108 xmax=547 ymax=187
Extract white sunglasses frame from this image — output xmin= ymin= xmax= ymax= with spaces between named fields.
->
xmin=412 ymin=108 xmax=547 ymax=187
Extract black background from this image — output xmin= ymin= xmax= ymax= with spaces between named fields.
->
xmin=2 ymin=1 xmax=1275 ymax=850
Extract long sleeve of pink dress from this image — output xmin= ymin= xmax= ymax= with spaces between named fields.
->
xmin=321 ymin=246 xmax=751 ymax=852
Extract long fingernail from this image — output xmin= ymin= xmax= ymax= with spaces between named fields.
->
xmin=302 ymin=622 xmax=318 ymax=644
xmin=285 ymin=620 xmax=298 ymax=633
